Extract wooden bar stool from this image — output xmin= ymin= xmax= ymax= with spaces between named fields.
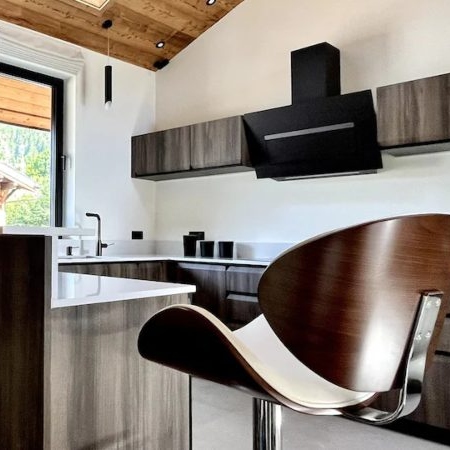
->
xmin=138 ymin=214 xmax=450 ymax=449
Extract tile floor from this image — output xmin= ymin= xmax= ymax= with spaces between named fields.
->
xmin=192 ymin=378 xmax=448 ymax=450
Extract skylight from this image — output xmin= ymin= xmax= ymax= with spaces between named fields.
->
xmin=73 ymin=0 xmax=111 ymax=10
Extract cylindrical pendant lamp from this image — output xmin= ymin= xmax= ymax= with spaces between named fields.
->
xmin=105 ymin=64 xmax=112 ymax=110
xmin=102 ymin=19 xmax=113 ymax=110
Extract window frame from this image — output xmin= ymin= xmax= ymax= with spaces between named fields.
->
xmin=0 ymin=62 xmax=64 ymax=226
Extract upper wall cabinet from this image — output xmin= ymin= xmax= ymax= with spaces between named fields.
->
xmin=377 ymin=73 xmax=450 ymax=155
xmin=131 ymin=116 xmax=253 ymax=181
xmin=132 ymin=127 xmax=190 ymax=177
xmin=190 ymin=116 xmax=251 ymax=169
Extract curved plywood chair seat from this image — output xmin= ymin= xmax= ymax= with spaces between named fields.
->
xmin=138 ymin=304 xmax=375 ymax=413
xmin=138 ymin=214 xmax=450 ymax=424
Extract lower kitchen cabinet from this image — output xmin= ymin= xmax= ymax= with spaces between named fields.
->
xmin=375 ymin=316 xmax=450 ymax=439
xmin=59 ymin=258 xmax=450 ymax=440
xmin=171 ymin=262 xmax=265 ymax=328
xmin=406 ymin=354 xmax=450 ymax=429
xmin=59 ymin=261 xmax=166 ymax=281
xmin=225 ymin=266 xmax=264 ymax=329
xmin=174 ymin=262 xmax=226 ymax=318
xmin=403 ymin=317 xmax=450 ymax=432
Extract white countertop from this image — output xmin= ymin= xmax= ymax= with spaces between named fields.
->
xmin=58 ymin=254 xmax=271 ymax=266
xmin=56 ymin=272 xmax=196 ymax=308
xmin=0 ymin=226 xmax=95 ymax=236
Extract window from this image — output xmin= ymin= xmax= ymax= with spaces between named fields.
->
xmin=0 ymin=62 xmax=64 ymax=227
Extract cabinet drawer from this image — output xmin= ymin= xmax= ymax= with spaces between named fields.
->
xmin=437 ymin=318 xmax=450 ymax=353
xmin=175 ymin=263 xmax=226 ymax=317
xmin=225 ymin=294 xmax=262 ymax=330
xmin=226 ymin=266 xmax=265 ymax=294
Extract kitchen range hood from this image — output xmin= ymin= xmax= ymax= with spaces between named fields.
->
xmin=243 ymin=43 xmax=382 ymax=180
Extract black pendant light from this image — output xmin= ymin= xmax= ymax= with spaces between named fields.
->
xmin=102 ymin=19 xmax=113 ymax=110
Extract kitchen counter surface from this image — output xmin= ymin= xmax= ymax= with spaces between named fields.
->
xmin=0 ymin=225 xmax=95 ymax=236
xmin=56 ymin=272 xmax=196 ymax=308
xmin=58 ymin=254 xmax=272 ymax=266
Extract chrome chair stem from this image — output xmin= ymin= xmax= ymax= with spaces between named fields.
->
xmin=253 ymin=398 xmax=282 ymax=450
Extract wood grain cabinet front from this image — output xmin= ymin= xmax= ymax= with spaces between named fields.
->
xmin=190 ymin=116 xmax=252 ymax=170
xmin=131 ymin=126 xmax=191 ymax=177
xmin=377 ymin=73 xmax=450 ymax=148
xmin=131 ymin=116 xmax=253 ymax=180
xmin=3 ymin=238 xmax=190 ymax=450
xmin=59 ymin=261 xmax=166 ymax=281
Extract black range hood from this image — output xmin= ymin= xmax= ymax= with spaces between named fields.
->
xmin=243 ymin=43 xmax=382 ymax=180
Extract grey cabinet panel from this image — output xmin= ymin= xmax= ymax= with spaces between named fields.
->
xmin=190 ymin=116 xmax=251 ymax=169
xmin=131 ymin=126 xmax=190 ymax=177
xmin=377 ymin=73 xmax=450 ymax=147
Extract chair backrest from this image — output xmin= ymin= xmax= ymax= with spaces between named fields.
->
xmin=258 ymin=214 xmax=450 ymax=393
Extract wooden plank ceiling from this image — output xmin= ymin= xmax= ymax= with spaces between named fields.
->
xmin=0 ymin=0 xmax=245 ymax=70
xmin=0 ymin=75 xmax=52 ymax=131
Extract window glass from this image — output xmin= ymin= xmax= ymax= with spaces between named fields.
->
xmin=0 ymin=65 xmax=63 ymax=226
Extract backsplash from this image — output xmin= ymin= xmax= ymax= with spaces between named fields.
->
xmin=155 ymin=240 xmax=294 ymax=261
xmin=58 ymin=239 xmax=156 ymax=257
xmin=58 ymin=238 xmax=293 ymax=262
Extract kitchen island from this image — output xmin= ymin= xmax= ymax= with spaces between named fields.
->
xmin=0 ymin=232 xmax=195 ymax=450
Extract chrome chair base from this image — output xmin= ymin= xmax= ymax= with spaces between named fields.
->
xmin=253 ymin=398 xmax=282 ymax=450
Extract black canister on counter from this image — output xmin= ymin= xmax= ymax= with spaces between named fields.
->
xmin=200 ymin=240 xmax=214 ymax=257
xmin=218 ymin=241 xmax=234 ymax=258
xmin=183 ymin=235 xmax=198 ymax=257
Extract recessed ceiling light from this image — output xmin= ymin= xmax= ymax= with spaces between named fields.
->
xmin=156 ymin=41 xmax=165 ymax=49
xmin=206 ymin=0 xmax=216 ymax=5
xmin=73 ymin=0 xmax=111 ymax=10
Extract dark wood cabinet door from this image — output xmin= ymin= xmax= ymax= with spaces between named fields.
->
xmin=226 ymin=266 xmax=265 ymax=294
xmin=59 ymin=263 xmax=107 ymax=275
xmin=190 ymin=116 xmax=251 ymax=169
xmin=131 ymin=127 xmax=191 ymax=177
xmin=175 ymin=262 xmax=226 ymax=318
xmin=59 ymin=262 xmax=165 ymax=281
xmin=136 ymin=261 xmax=166 ymax=281
xmin=377 ymin=73 xmax=450 ymax=147
xmin=225 ymin=294 xmax=261 ymax=331
xmin=406 ymin=355 xmax=450 ymax=430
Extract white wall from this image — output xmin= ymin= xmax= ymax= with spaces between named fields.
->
xmin=154 ymin=0 xmax=450 ymax=243
xmin=73 ymin=50 xmax=156 ymax=240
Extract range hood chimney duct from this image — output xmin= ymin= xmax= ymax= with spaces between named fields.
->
xmin=243 ymin=42 xmax=382 ymax=180
xmin=291 ymin=42 xmax=340 ymax=103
